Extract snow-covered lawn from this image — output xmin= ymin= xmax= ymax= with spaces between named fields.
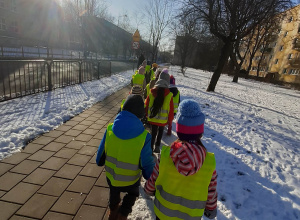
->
xmin=0 ymin=66 xmax=299 ymax=219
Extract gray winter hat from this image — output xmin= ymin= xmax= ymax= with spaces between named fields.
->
xmin=159 ymin=69 xmax=170 ymax=84
xmin=154 ymin=79 xmax=169 ymax=88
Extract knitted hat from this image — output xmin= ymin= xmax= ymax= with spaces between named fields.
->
xmin=176 ymin=99 xmax=205 ymax=141
xmin=154 ymin=79 xmax=169 ymax=88
xmin=122 ymin=94 xmax=144 ymax=118
xmin=130 ymin=86 xmax=143 ymax=96
xmin=152 ymin=63 xmax=158 ymax=68
xmin=158 ymin=70 xmax=170 ymax=85
xmin=170 ymin=75 xmax=175 ymax=85
xmin=138 ymin=66 xmax=145 ymax=75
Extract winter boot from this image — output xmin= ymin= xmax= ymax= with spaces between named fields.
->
xmin=154 ymin=145 xmax=160 ymax=153
xmin=117 ymin=213 xmax=127 ymax=220
xmin=108 ymin=204 xmax=120 ymax=220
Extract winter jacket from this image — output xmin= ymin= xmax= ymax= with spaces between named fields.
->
xmin=144 ymin=88 xmax=174 ymax=126
xmin=144 ymin=140 xmax=218 ymax=218
xmin=96 ymin=110 xmax=155 ymax=180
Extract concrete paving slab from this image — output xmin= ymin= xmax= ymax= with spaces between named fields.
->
xmin=54 ymin=148 xmax=77 ymax=159
xmin=22 ymin=143 xmax=44 ymax=154
xmin=0 ymin=172 xmax=26 ymax=191
xmin=9 ymin=215 xmax=36 ymax=220
xmin=95 ymin=171 xmax=109 ymax=188
xmin=43 ymin=142 xmax=66 ymax=152
xmin=84 ymin=186 xmax=109 ymax=207
xmin=1 ymin=153 xmax=31 ymax=165
xmin=74 ymin=205 xmax=106 ymax=220
xmin=27 ymin=150 xmax=55 ymax=162
xmin=40 ymin=157 xmax=68 ymax=170
xmin=78 ymin=146 xmax=98 ymax=156
xmin=0 ymin=162 xmax=14 ymax=176
xmin=42 ymin=212 xmax=74 ymax=220
xmin=43 ymin=130 xmax=64 ymax=138
xmin=75 ymin=134 xmax=93 ymax=142
xmin=23 ymin=168 xmax=55 ymax=185
xmin=82 ymin=128 xmax=99 ymax=136
xmin=54 ymin=164 xmax=82 ymax=180
xmin=79 ymin=163 xmax=104 ymax=178
xmin=31 ymin=136 xmax=55 ymax=146
xmin=10 ymin=160 xmax=41 ymax=175
xmin=67 ymin=175 xmax=96 ymax=194
xmin=64 ymin=129 xmax=82 ymax=137
xmin=55 ymin=125 xmax=72 ymax=132
xmin=38 ymin=177 xmax=72 ymax=197
xmin=67 ymin=154 xmax=91 ymax=167
xmin=54 ymin=135 xmax=74 ymax=144
xmin=0 ymin=201 xmax=21 ymax=220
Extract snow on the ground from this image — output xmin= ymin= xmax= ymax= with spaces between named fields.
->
xmin=0 ymin=65 xmax=299 ymax=220
xmin=0 ymin=70 xmax=132 ymax=159
xmin=129 ymin=66 xmax=300 ymax=220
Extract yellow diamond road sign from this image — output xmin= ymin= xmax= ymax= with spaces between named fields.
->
xmin=132 ymin=30 xmax=140 ymax=42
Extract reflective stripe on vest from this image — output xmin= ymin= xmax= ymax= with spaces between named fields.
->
xmin=132 ymin=74 xmax=145 ymax=87
xmin=120 ymin=99 xmax=125 ymax=110
xmin=173 ymin=91 xmax=180 ymax=113
xmin=154 ymin=146 xmax=216 ymax=220
xmin=147 ymin=92 xmax=172 ymax=124
xmin=105 ymin=123 xmax=148 ymax=187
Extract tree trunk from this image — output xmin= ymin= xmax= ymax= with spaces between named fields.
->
xmin=207 ymin=41 xmax=232 ymax=92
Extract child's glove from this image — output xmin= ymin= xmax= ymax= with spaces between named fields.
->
xmin=204 ymin=209 xmax=217 ymax=219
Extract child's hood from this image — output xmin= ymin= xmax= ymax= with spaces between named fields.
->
xmin=170 ymin=141 xmax=206 ymax=176
xmin=112 ymin=110 xmax=145 ymax=140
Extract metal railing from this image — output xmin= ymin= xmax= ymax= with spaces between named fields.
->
xmin=0 ymin=59 xmax=112 ymax=101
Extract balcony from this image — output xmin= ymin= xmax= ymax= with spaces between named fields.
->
xmin=288 ymin=58 xmax=300 ymax=68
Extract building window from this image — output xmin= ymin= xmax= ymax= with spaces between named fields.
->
xmin=284 ymin=32 xmax=288 ymax=37
xmin=279 ymin=45 xmax=283 ymax=51
xmin=288 ymin=16 xmax=293 ymax=22
xmin=288 ymin=54 xmax=293 ymax=60
xmin=283 ymin=69 xmax=287 ymax=74
xmin=289 ymin=69 xmax=300 ymax=75
xmin=0 ymin=18 xmax=6 ymax=30
xmin=275 ymin=59 xmax=278 ymax=64
xmin=11 ymin=0 xmax=17 ymax=12
xmin=0 ymin=0 xmax=4 ymax=8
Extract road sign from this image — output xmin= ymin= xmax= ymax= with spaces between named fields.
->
xmin=132 ymin=41 xmax=140 ymax=50
xmin=132 ymin=30 xmax=140 ymax=42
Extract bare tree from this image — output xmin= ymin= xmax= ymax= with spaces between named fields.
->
xmin=181 ymin=0 xmax=292 ymax=92
xmin=143 ymin=0 xmax=175 ymax=62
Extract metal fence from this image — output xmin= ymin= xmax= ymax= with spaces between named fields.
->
xmin=0 ymin=59 xmax=112 ymax=101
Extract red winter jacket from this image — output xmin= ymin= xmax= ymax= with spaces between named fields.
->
xmin=144 ymin=88 xmax=174 ymax=126
xmin=144 ymin=140 xmax=218 ymax=212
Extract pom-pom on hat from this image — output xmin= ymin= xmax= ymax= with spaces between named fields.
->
xmin=170 ymin=75 xmax=175 ymax=85
xmin=152 ymin=63 xmax=158 ymax=68
xmin=122 ymin=94 xmax=144 ymax=119
xmin=176 ymin=99 xmax=205 ymax=141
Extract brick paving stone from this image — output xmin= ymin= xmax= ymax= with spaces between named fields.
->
xmin=38 ymin=177 xmax=71 ymax=197
xmin=54 ymin=135 xmax=74 ymax=144
xmin=0 ymin=190 xmax=6 ymax=197
xmin=65 ymin=141 xmax=85 ymax=150
xmin=90 ymin=123 xmax=106 ymax=130
xmin=95 ymin=172 xmax=109 ymax=188
xmin=54 ymin=148 xmax=77 ymax=159
xmin=9 ymin=216 xmax=36 ymax=220
xmin=84 ymin=186 xmax=109 ymax=207
xmin=65 ymin=129 xmax=82 ymax=137
xmin=94 ymin=132 xmax=105 ymax=140
xmin=51 ymin=191 xmax=86 ymax=215
xmin=87 ymin=138 xmax=101 ymax=147
xmin=54 ymin=164 xmax=82 ymax=180
xmin=16 ymin=194 xmax=57 ymax=219
xmin=75 ymin=134 xmax=93 ymax=142
xmin=92 ymin=113 xmax=104 ymax=118
xmin=78 ymin=146 xmax=98 ymax=156
xmin=23 ymin=168 xmax=55 ymax=185
xmin=79 ymin=114 xmax=91 ymax=118
xmin=89 ymin=154 xmax=97 ymax=164
xmin=67 ymin=154 xmax=91 ymax=166
xmin=79 ymin=120 xmax=94 ymax=126
xmin=10 ymin=160 xmax=41 ymax=175
xmin=43 ymin=142 xmax=66 ymax=152
xmin=1 ymin=182 xmax=40 ymax=204
xmin=82 ymin=128 xmax=99 ymax=136
xmin=65 ymin=120 xmax=79 ymax=126
xmin=27 ymin=150 xmax=55 ymax=162
xmin=22 ymin=143 xmax=44 ymax=154
xmin=43 ymin=130 xmax=64 ymax=138
xmin=0 ymin=201 xmax=21 ymax=220
xmin=40 ymin=157 xmax=68 ymax=170
xmin=85 ymin=116 xmax=99 ymax=122
xmin=71 ymin=116 xmax=86 ymax=122
xmin=1 ymin=153 xmax=31 ymax=165
xmin=0 ymin=172 xmax=26 ymax=191
xmin=0 ymin=162 xmax=14 ymax=176
xmin=31 ymin=136 xmax=55 ymax=145
xmin=55 ymin=125 xmax=72 ymax=132
xmin=74 ymin=205 xmax=106 ymax=220
xmin=67 ymin=175 xmax=96 ymax=194
xmin=42 ymin=212 xmax=74 ymax=220
xmin=79 ymin=163 xmax=104 ymax=178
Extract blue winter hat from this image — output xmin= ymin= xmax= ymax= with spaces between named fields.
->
xmin=176 ymin=99 xmax=205 ymax=141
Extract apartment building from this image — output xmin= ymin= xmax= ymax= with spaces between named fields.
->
xmin=242 ymin=4 xmax=300 ymax=84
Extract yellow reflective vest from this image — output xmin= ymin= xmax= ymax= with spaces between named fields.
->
xmin=147 ymin=92 xmax=173 ymax=124
xmin=132 ymin=74 xmax=145 ymax=88
xmin=154 ymin=146 xmax=216 ymax=220
xmin=172 ymin=91 xmax=180 ymax=114
xmin=105 ymin=123 xmax=148 ymax=187
xmin=120 ymin=99 xmax=125 ymax=110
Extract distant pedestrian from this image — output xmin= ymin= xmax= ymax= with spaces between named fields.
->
xmin=131 ymin=66 xmax=146 ymax=91
xmin=144 ymin=68 xmax=162 ymax=100
xmin=167 ymin=75 xmax=180 ymax=135
xmin=145 ymin=69 xmax=174 ymax=153
xmin=137 ymin=53 xmax=145 ymax=69
xmin=96 ymin=94 xmax=154 ymax=220
xmin=144 ymin=99 xmax=218 ymax=220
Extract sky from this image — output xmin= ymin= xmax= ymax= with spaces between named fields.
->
xmin=0 ymin=65 xmax=299 ymax=219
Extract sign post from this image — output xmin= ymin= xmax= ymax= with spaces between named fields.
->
xmin=132 ymin=30 xmax=141 ymax=71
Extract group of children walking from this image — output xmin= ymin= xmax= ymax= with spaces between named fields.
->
xmin=96 ymin=63 xmax=218 ymax=220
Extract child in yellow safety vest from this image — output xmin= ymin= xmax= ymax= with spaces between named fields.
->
xmin=131 ymin=66 xmax=146 ymax=91
xmin=144 ymin=99 xmax=218 ymax=220
xmin=144 ymin=68 xmax=162 ymax=100
xmin=96 ymin=94 xmax=154 ymax=220
xmin=167 ymin=75 xmax=180 ymax=135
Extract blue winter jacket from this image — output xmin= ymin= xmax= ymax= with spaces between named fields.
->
xmin=96 ymin=110 xmax=154 ymax=180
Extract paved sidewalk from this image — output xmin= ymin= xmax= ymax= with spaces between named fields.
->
xmin=0 ymin=86 xmax=131 ymax=220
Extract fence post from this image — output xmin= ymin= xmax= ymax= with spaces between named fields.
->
xmin=47 ymin=61 xmax=52 ymax=91
xmin=79 ymin=61 xmax=82 ymax=84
